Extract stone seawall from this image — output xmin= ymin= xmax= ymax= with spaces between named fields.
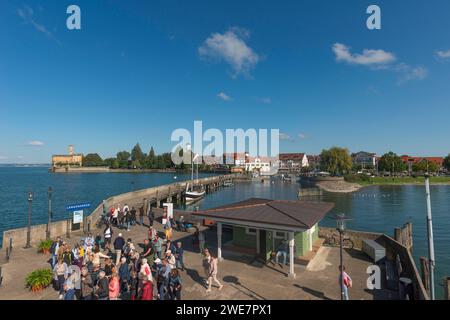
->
xmin=2 ymin=174 xmax=236 ymax=249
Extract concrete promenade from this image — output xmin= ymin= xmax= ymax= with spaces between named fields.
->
xmin=0 ymin=215 xmax=391 ymax=300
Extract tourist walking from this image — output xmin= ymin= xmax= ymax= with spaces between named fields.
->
xmin=50 ymin=237 xmax=62 ymax=268
xmin=129 ymin=271 xmax=139 ymax=300
xmin=63 ymin=269 xmax=78 ymax=300
xmin=53 ymin=258 xmax=69 ymax=299
xmin=168 ymin=268 xmax=182 ymax=300
xmin=95 ymin=271 xmax=109 ymax=300
xmin=138 ymin=205 xmax=145 ymax=225
xmin=164 ymin=220 xmax=173 ymax=241
xmin=148 ymin=226 xmax=157 ymax=241
xmin=112 ymin=206 xmax=119 ymax=226
xmin=139 ymin=258 xmax=153 ymax=283
xmin=130 ymin=206 xmax=137 ymax=226
xmin=123 ymin=238 xmax=135 ymax=260
xmin=80 ymin=267 xmax=94 ymax=300
xmin=109 ymin=273 xmax=120 ymax=300
xmin=158 ymin=259 xmax=171 ymax=300
xmin=62 ymin=245 xmax=75 ymax=266
xmin=141 ymin=239 xmax=153 ymax=260
xmin=174 ymin=241 xmax=185 ymax=271
xmin=147 ymin=205 xmax=155 ymax=227
xmin=153 ymin=236 xmax=163 ymax=260
xmin=140 ymin=279 xmax=153 ymax=300
xmin=118 ymin=257 xmax=130 ymax=294
xmin=114 ymin=233 xmax=126 ymax=266
xmin=339 ymin=265 xmax=352 ymax=300
xmin=118 ymin=207 xmax=125 ymax=229
xmin=207 ymin=254 xmax=223 ymax=292
xmin=165 ymin=250 xmax=176 ymax=270
xmin=104 ymin=224 xmax=113 ymax=248
xmin=202 ymin=248 xmax=211 ymax=283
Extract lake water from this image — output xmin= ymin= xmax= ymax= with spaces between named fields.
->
xmin=0 ymin=167 xmax=212 ymax=241
xmin=1 ymin=167 xmax=449 ymax=298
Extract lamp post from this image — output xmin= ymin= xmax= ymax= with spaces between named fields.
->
xmin=332 ymin=213 xmax=352 ymax=300
xmin=46 ymin=187 xmax=53 ymax=239
xmin=24 ymin=191 xmax=33 ymax=248
xmin=424 ymin=174 xmax=436 ymax=300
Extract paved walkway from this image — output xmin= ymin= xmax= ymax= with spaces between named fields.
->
xmin=0 ymin=218 xmax=393 ymax=300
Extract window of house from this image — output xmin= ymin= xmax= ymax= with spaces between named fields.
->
xmin=245 ymin=227 xmax=257 ymax=235
xmin=275 ymin=231 xmax=287 ymax=239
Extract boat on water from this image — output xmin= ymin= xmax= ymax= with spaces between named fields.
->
xmin=281 ymin=174 xmax=292 ymax=182
xmin=184 ymin=150 xmax=205 ymax=204
xmin=185 ymin=183 xmax=206 ymax=204
xmin=223 ymin=179 xmax=234 ymax=187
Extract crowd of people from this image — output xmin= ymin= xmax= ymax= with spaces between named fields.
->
xmin=50 ymin=203 xmax=222 ymax=300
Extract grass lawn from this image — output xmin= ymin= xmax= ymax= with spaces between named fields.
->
xmin=345 ymin=175 xmax=450 ymax=186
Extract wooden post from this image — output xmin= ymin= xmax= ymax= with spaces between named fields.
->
xmin=419 ymin=256 xmax=430 ymax=294
xmin=394 ymin=227 xmax=402 ymax=244
xmin=407 ymin=222 xmax=413 ymax=249
xmin=445 ymin=277 xmax=450 ymax=300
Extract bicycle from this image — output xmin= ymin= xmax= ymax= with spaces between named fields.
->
xmin=325 ymin=231 xmax=354 ymax=249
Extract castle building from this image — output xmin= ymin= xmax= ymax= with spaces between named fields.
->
xmin=52 ymin=145 xmax=83 ymax=168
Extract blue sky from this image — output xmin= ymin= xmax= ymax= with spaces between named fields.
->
xmin=1 ymin=0 xmax=450 ymax=163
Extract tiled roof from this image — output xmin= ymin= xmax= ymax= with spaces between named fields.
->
xmin=192 ymin=198 xmax=334 ymax=229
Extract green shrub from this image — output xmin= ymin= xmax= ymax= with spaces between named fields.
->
xmin=344 ymin=174 xmax=371 ymax=183
xmin=37 ymin=239 xmax=53 ymax=252
xmin=25 ymin=269 xmax=53 ymax=292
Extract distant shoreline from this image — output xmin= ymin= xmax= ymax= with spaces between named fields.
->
xmin=49 ymin=167 xmax=230 ymax=174
xmin=309 ymin=175 xmax=450 ymax=193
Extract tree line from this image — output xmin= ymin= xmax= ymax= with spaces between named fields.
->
xmin=82 ymin=144 xmax=180 ymax=169
xmin=319 ymin=147 xmax=450 ymax=176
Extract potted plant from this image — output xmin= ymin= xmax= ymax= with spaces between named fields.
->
xmin=25 ymin=269 xmax=53 ymax=292
xmin=37 ymin=239 xmax=53 ymax=254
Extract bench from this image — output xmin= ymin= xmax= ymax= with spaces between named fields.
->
xmin=362 ymin=239 xmax=386 ymax=263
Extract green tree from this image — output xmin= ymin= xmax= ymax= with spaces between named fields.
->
xmin=131 ymin=143 xmax=145 ymax=163
xmin=378 ymin=152 xmax=406 ymax=173
xmin=103 ymin=158 xmax=116 ymax=168
xmin=320 ymin=147 xmax=352 ymax=176
xmin=116 ymin=151 xmax=130 ymax=161
xmin=444 ymin=154 xmax=450 ymax=172
xmin=145 ymin=146 xmax=156 ymax=169
xmin=116 ymin=151 xmax=131 ymax=169
xmin=82 ymin=153 xmax=104 ymax=167
xmin=413 ymin=160 xmax=439 ymax=173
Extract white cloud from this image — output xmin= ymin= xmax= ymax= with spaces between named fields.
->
xmin=332 ymin=43 xmax=396 ymax=66
xmin=436 ymin=49 xmax=450 ymax=59
xmin=0 ymin=156 xmax=7 ymax=160
xmin=27 ymin=141 xmax=44 ymax=146
xmin=395 ymin=64 xmax=428 ymax=84
xmin=333 ymin=43 xmax=427 ymax=84
xmin=298 ymin=133 xmax=307 ymax=139
xmin=217 ymin=92 xmax=232 ymax=101
xmin=258 ymin=97 xmax=272 ymax=104
xmin=17 ymin=5 xmax=53 ymax=38
xmin=199 ymin=27 xmax=260 ymax=77
xmin=279 ymin=133 xmax=290 ymax=140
